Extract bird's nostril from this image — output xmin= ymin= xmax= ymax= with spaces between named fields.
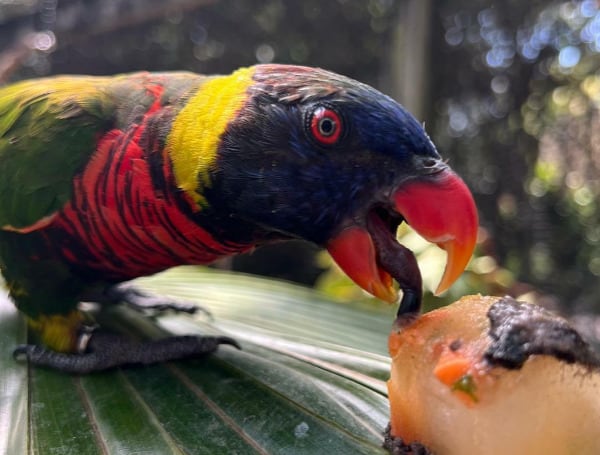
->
xmin=423 ymin=158 xmax=437 ymax=167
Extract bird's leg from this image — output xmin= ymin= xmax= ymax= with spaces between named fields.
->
xmin=15 ymin=298 xmax=232 ymax=373
xmin=14 ymin=331 xmax=239 ymax=374
xmin=82 ymin=283 xmax=211 ymax=318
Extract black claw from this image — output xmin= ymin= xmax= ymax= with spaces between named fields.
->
xmin=216 ymin=336 xmax=242 ymax=350
xmin=12 ymin=344 xmax=31 ymax=361
xmin=108 ymin=284 xmax=208 ymax=316
xmin=12 ymin=333 xmax=238 ymax=374
xmin=81 ymin=284 xmax=212 ymax=319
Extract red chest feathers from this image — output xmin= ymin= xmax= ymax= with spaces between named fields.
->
xmin=47 ymin=119 xmax=249 ymax=281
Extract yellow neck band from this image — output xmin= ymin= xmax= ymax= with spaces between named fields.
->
xmin=167 ymin=66 xmax=255 ymax=206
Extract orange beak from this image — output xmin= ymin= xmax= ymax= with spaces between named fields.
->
xmin=326 ymin=168 xmax=478 ymax=312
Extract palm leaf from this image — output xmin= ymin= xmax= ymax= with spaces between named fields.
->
xmin=0 ymin=266 xmax=395 ymax=454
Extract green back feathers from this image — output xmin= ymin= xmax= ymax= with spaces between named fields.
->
xmin=0 ymin=72 xmax=205 ymax=231
xmin=0 ymin=76 xmax=115 ymax=230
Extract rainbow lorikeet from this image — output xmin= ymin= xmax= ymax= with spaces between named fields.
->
xmin=0 ymin=64 xmax=478 ymax=373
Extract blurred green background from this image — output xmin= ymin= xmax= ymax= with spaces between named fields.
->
xmin=3 ymin=0 xmax=600 ymax=317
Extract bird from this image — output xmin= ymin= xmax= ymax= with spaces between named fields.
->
xmin=0 ymin=64 xmax=478 ymax=373
xmin=385 ymin=295 xmax=600 ymax=455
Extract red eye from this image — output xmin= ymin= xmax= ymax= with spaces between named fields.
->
xmin=310 ymin=107 xmax=342 ymax=145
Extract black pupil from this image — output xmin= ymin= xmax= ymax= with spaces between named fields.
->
xmin=319 ymin=117 xmax=336 ymax=136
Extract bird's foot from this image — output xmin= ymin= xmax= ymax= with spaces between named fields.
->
xmin=83 ymin=284 xmax=211 ymax=319
xmin=13 ymin=332 xmax=239 ymax=374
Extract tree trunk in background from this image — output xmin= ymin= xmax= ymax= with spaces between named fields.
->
xmin=384 ymin=0 xmax=432 ymax=122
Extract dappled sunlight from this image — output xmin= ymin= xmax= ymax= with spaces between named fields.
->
xmin=432 ymin=0 xmax=600 ymax=313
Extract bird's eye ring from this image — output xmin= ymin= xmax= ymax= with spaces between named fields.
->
xmin=309 ymin=107 xmax=342 ymax=145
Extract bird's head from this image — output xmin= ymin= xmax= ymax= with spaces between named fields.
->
xmin=174 ymin=64 xmax=478 ymax=313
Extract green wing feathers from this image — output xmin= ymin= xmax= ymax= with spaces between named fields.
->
xmin=0 ymin=72 xmax=205 ymax=231
xmin=0 ymin=76 xmax=115 ymax=230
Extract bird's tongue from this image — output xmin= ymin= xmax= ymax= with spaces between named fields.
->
xmin=367 ymin=210 xmax=422 ymax=303
xmin=326 ymin=168 xmax=478 ymax=312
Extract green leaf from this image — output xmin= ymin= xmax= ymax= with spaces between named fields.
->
xmin=0 ymin=284 xmax=28 ymax=455
xmin=1 ymin=266 xmax=395 ymax=454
